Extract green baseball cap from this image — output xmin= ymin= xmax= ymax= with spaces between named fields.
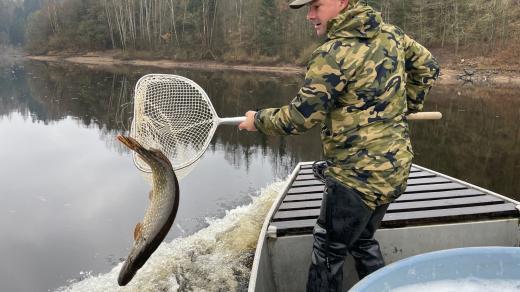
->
xmin=289 ymin=0 xmax=313 ymax=9
xmin=290 ymin=0 xmax=360 ymax=9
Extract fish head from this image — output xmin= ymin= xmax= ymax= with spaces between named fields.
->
xmin=118 ymin=236 xmax=149 ymax=286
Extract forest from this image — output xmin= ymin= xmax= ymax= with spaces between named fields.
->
xmin=1 ymin=0 xmax=520 ymax=65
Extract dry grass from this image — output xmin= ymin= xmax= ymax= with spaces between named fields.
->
xmin=431 ymin=44 xmax=520 ymax=71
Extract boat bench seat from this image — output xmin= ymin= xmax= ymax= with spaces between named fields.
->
xmin=270 ymin=163 xmax=520 ymax=237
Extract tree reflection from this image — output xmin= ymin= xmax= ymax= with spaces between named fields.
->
xmin=411 ymin=85 xmax=520 ymax=201
xmin=0 ymin=61 xmax=322 ymax=178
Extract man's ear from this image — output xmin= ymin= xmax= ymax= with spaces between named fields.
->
xmin=340 ymin=0 xmax=348 ymax=9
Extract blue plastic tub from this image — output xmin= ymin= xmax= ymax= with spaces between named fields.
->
xmin=349 ymin=247 xmax=520 ymax=292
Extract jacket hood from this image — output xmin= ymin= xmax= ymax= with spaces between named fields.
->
xmin=327 ymin=1 xmax=382 ymax=40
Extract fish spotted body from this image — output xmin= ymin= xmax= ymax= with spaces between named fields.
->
xmin=116 ymin=135 xmax=180 ymax=286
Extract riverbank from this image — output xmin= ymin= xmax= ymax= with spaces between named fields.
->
xmin=27 ymin=53 xmax=304 ymax=75
xmin=25 ymin=51 xmax=520 ymax=86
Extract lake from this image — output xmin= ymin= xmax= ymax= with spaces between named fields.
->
xmin=0 ymin=59 xmax=519 ymax=292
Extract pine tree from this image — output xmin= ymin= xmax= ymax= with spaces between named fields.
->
xmin=258 ymin=0 xmax=280 ymax=56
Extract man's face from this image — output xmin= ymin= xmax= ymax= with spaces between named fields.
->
xmin=306 ymin=0 xmax=348 ymax=36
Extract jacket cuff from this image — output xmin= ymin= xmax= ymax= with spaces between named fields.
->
xmin=253 ymin=110 xmax=267 ymax=134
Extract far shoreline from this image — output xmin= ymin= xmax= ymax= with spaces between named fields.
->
xmin=26 ymin=54 xmax=305 ymax=75
xmin=22 ymin=53 xmax=520 ymax=87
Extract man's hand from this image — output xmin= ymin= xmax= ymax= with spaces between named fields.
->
xmin=238 ymin=111 xmax=258 ymax=131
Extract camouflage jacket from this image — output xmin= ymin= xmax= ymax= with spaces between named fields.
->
xmin=254 ymin=2 xmax=440 ymax=209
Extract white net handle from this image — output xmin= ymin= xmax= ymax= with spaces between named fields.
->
xmin=130 ymin=74 xmax=244 ymax=173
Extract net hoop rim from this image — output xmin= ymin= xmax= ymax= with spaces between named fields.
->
xmin=129 ymin=74 xmax=221 ymax=172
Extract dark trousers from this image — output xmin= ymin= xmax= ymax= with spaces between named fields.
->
xmin=306 ymin=178 xmax=390 ymax=292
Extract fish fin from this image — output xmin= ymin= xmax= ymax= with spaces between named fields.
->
xmin=134 ymin=222 xmax=143 ymax=241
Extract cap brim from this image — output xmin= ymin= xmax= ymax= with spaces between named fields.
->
xmin=289 ymin=0 xmax=312 ymax=9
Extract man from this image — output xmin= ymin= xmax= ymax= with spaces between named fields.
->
xmin=239 ymin=0 xmax=439 ymax=291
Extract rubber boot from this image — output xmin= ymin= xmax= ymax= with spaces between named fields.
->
xmin=349 ymin=203 xmax=389 ymax=279
xmin=306 ymin=178 xmax=389 ymax=292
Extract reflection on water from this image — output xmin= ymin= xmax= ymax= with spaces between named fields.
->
xmin=410 ymin=86 xmax=520 ymax=199
xmin=0 ymin=59 xmax=519 ymax=291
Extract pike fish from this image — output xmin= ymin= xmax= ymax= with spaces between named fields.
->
xmin=116 ymin=135 xmax=180 ymax=286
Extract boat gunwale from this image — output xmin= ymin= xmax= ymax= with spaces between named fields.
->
xmin=248 ymin=162 xmax=305 ymax=292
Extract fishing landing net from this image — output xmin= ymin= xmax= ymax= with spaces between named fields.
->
xmin=130 ymin=74 xmax=244 ymax=173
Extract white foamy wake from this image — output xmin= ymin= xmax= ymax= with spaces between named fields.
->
xmin=56 ymin=180 xmax=286 ymax=292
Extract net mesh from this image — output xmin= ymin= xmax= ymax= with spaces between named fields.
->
xmin=131 ymin=74 xmax=218 ymax=172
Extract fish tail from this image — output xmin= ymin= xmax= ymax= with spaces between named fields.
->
xmin=117 ymin=134 xmax=143 ymax=151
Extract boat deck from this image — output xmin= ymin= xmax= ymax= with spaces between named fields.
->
xmin=269 ymin=163 xmax=520 ymax=237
